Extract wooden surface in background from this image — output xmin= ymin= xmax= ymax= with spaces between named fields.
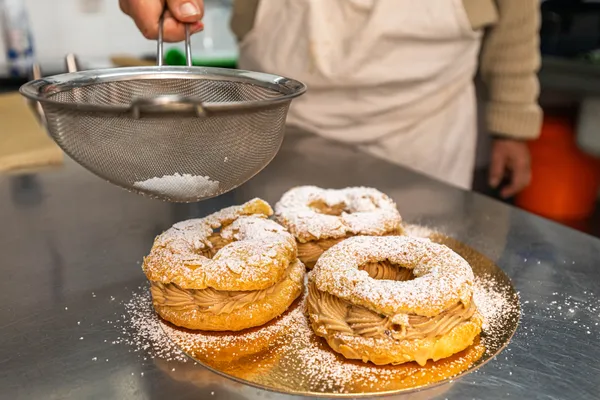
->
xmin=0 ymin=92 xmax=63 ymax=173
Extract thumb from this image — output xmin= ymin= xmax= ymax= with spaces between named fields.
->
xmin=167 ymin=0 xmax=204 ymax=23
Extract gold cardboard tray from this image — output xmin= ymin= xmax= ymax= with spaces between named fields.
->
xmin=160 ymin=233 xmax=520 ymax=397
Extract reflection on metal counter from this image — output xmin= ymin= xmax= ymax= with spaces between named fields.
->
xmin=9 ymin=174 xmax=42 ymax=207
xmin=0 ymin=130 xmax=598 ymax=399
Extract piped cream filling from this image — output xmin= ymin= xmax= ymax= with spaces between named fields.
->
xmin=308 ymin=261 xmax=476 ymax=341
xmin=151 ymin=264 xmax=293 ymax=315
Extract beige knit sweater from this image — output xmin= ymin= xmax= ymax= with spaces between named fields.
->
xmin=231 ymin=0 xmax=542 ymax=141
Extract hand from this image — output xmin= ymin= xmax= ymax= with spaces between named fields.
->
xmin=120 ymin=0 xmax=204 ymax=42
xmin=489 ymin=138 xmax=532 ymax=199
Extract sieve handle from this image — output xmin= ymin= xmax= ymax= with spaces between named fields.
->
xmin=138 ymin=7 xmax=199 ymax=118
xmin=28 ymin=63 xmax=47 ymax=128
xmin=157 ymin=8 xmax=193 ymax=67
xmin=28 ymin=53 xmax=80 ymax=128
xmin=65 ymin=53 xmax=80 ymax=73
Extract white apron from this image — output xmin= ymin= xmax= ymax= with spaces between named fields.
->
xmin=238 ymin=0 xmax=482 ymax=189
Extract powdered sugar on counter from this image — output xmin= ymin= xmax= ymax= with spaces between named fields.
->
xmin=133 ymin=173 xmax=219 ymax=198
xmin=473 ymin=274 xmax=520 ymax=350
xmin=111 ymin=288 xmax=188 ymax=363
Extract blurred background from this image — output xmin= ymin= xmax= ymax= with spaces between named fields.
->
xmin=1 ymin=0 xmax=600 ymax=236
xmin=0 ymin=0 xmax=238 ymax=73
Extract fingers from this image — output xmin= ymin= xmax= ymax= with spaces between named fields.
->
xmin=162 ymin=12 xmax=204 ymax=42
xmin=121 ymin=0 xmax=204 ymax=42
xmin=166 ymin=0 xmax=204 ymax=22
xmin=165 ymin=0 xmax=204 ymax=42
xmin=119 ymin=0 xmax=130 ymax=14
xmin=488 ymin=145 xmax=506 ymax=189
xmin=489 ymin=139 xmax=532 ymax=198
xmin=500 ymin=158 xmax=531 ymax=199
xmin=121 ymin=0 xmax=164 ymax=40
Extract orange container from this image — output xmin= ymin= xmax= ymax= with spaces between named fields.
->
xmin=516 ymin=115 xmax=600 ymax=221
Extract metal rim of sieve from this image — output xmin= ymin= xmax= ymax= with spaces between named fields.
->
xmin=19 ymin=66 xmax=306 ymax=118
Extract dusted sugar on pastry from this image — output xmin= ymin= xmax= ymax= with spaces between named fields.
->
xmin=275 ymin=186 xmax=403 ymax=268
xmin=143 ymin=198 xmax=306 ymax=331
xmin=307 ymin=236 xmax=483 ymax=366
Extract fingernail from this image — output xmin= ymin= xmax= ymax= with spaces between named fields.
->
xmin=180 ymin=2 xmax=200 ymax=17
xmin=191 ymin=21 xmax=204 ymax=32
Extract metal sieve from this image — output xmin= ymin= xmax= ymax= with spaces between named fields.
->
xmin=20 ymin=13 xmax=306 ymax=202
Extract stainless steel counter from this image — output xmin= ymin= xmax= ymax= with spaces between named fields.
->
xmin=0 ymin=129 xmax=598 ymax=400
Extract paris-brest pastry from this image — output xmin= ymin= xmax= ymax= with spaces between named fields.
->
xmin=307 ymin=235 xmax=482 ymax=366
xmin=143 ymin=198 xmax=305 ymax=331
xmin=275 ymin=186 xmax=403 ymax=268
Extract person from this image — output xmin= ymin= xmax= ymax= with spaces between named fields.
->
xmin=121 ymin=0 xmax=542 ymax=197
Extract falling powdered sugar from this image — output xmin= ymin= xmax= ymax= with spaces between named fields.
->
xmin=133 ymin=173 xmax=219 ymax=198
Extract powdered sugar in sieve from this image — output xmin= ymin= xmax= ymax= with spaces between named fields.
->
xmin=133 ymin=173 xmax=220 ymax=198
